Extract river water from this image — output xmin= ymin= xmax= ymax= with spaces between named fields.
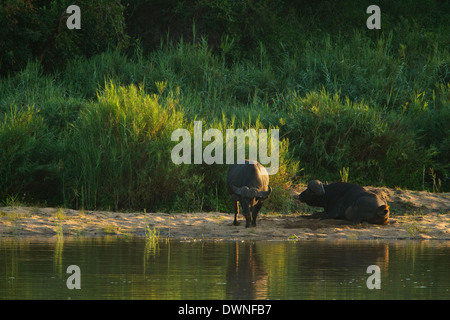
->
xmin=0 ymin=237 xmax=448 ymax=299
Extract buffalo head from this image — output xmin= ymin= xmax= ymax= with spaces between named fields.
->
xmin=232 ymin=185 xmax=272 ymax=219
xmin=297 ymin=180 xmax=326 ymax=207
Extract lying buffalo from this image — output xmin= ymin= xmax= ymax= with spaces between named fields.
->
xmin=297 ymin=180 xmax=389 ymax=225
xmin=227 ymin=160 xmax=272 ymax=228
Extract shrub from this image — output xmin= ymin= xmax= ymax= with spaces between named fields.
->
xmin=0 ymin=0 xmax=127 ymax=74
xmin=0 ymin=106 xmax=61 ymax=203
xmin=282 ymin=88 xmax=435 ymax=188
xmin=65 ymin=82 xmax=185 ymax=210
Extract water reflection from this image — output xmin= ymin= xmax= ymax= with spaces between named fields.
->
xmin=53 ymin=238 xmax=64 ymax=276
xmin=294 ymin=241 xmax=390 ymax=277
xmin=0 ymin=238 xmax=449 ymax=299
xmin=226 ymin=242 xmax=268 ymax=299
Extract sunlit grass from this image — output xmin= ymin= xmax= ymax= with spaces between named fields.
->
xmin=0 ymin=26 xmax=448 ymax=212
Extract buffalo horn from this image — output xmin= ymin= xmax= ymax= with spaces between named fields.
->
xmin=308 ymin=180 xmax=325 ymax=195
xmin=232 ymin=185 xmax=248 ymax=195
xmin=257 ymin=186 xmax=272 ymax=198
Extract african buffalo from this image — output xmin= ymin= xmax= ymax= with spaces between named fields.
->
xmin=297 ymin=180 xmax=389 ymax=225
xmin=227 ymin=160 xmax=272 ymax=228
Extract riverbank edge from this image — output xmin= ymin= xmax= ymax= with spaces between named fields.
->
xmin=1 ymin=206 xmax=449 ymax=241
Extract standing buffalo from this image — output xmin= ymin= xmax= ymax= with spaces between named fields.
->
xmin=227 ymin=160 xmax=272 ymax=228
xmin=297 ymin=180 xmax=389 ymax=225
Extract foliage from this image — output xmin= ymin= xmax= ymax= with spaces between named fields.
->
xmin=65 ymin=82 xmax=185 ymax=210
xmin=281 ymin=89 xmax=436 ymax=188
xmin=0 ymin=0 xmax=449 ymax=211
xmin=0 ymin=0 xmax=127 ymax=74
xmin=0 ymin=105 xmax=61 ymax=204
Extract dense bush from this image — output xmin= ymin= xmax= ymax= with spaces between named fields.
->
xmin=0 ymin=0 xmax=449 ymax=210
xmin=281 ymin=89 xmax=436 ymax=189
xmin=0 ymin=0 xmax=127 ymax=74
xmin=61 ymin=82 xmax=297 ymax=211
xmin=64 ymin=82 xmax=185 ymax=210
xmin=0 ymin=105 xmax=61 ymax=204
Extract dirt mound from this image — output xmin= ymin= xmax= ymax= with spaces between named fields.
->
xmin=365 ymin=186 xmax=450 ymax=214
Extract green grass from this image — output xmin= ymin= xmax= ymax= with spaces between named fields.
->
xmin=102 ymin=224 xmax=121 ymax=235
xmin=404 ymin=222 xmax=430 ymax=237
xmin=145 ymin=224 xmax=160 ymax=242
xmin=0 ymin=22 xmax=449 ymax=212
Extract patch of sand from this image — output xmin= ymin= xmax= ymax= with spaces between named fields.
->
xmin=0 ymin=187 xmax=449 ymax=241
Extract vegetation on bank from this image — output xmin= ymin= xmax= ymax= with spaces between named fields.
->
xmin=0 ymin=1 xmax=449 ymax=212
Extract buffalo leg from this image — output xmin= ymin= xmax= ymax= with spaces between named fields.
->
xmin=304 ymin=211 xmax=325 ymax=219
xmin=250 ymin=202 xmax=263 ymax=227
xmin=320 ymin=206 xmax=341 ymax=220
xmin=232 ymin=195 xmax=240 ymax=226
xmin=244 ymin=215 xmax=252 ymax=228
xmin=244 ymin=205 xmax=252 ymax=228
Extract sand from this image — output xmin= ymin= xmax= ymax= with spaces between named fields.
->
xmin=0 ymin=186 xmax=449 ymax=241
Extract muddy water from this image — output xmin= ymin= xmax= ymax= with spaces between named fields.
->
xmin=0 ymin=237 xmax=449 ymax=299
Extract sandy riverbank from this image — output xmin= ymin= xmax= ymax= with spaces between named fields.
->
xmin=1 ymin=187 xmax=449 ymax=241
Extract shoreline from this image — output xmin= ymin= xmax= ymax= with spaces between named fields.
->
xmin=1 ymin=206 xmax=449 ymax=241
xmin=1 ymin=185 xmax=449 ymax=241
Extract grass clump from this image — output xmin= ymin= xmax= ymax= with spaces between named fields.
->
xmin=65 ymin=82 xmax=185 ymax=210
xmin=0 ymin=105 xmax=62 ymax=204
xmin=103 ymin=224 xmax=121 ymax=235
xmin=404 ymin=222 xmax=430 ymax=238
xmin=281 ymin=89 xmax=437 ymax=188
